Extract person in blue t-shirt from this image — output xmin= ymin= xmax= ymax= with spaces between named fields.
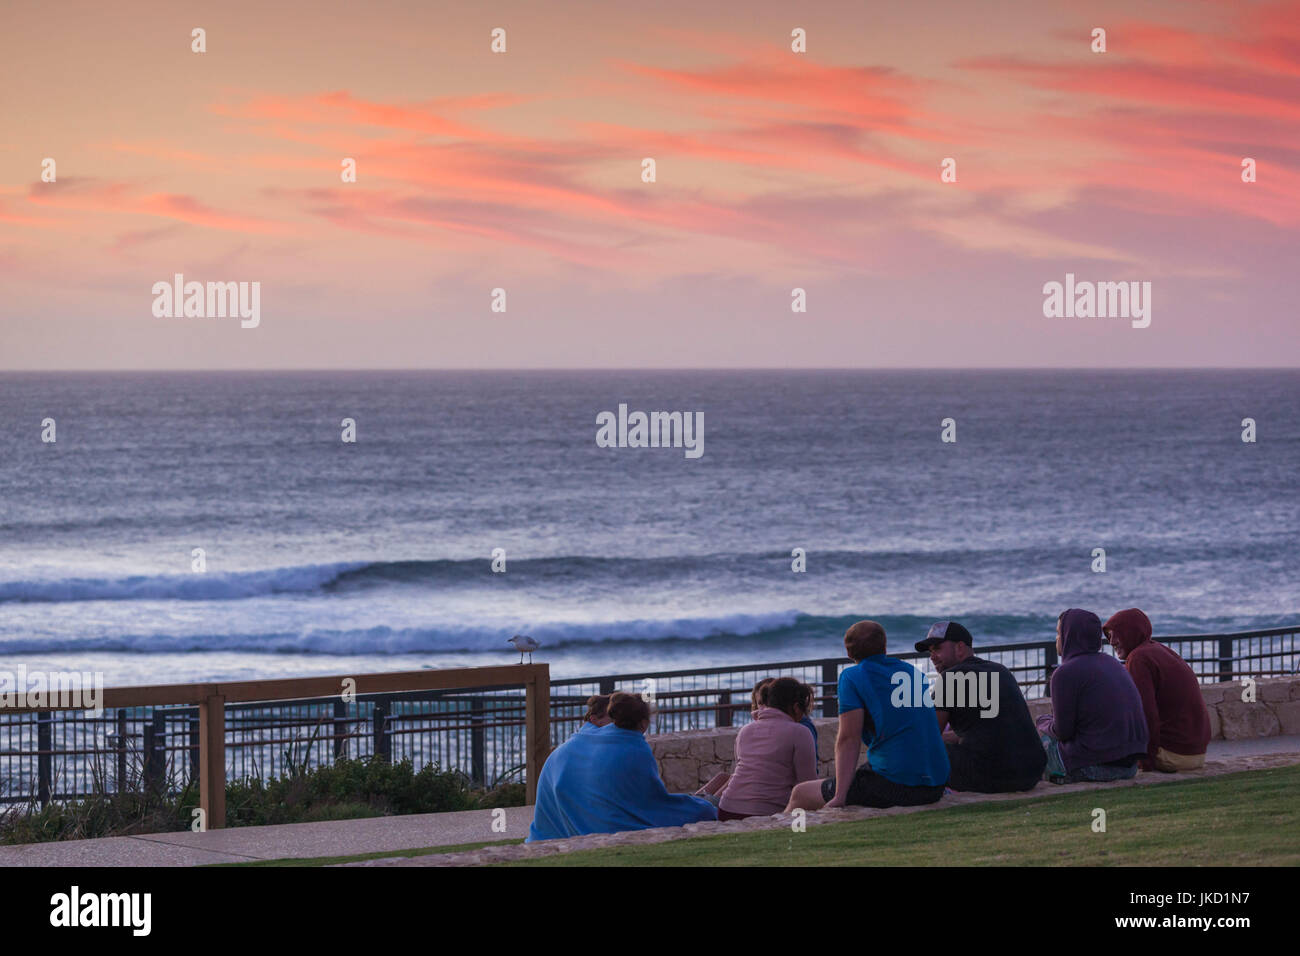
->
xmin=797 ymin=682 xmax=818 ymax=750
xmin=785 ymin=620 xmax=949 ymax=811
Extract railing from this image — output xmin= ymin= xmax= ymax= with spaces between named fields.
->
xmin=550 ymin=625 xmax=1299 ymax=732
xmin=0 ymin=665 xmax=550 ymax=827
xmin=2 ymin=625 xmax=1295 ymax=814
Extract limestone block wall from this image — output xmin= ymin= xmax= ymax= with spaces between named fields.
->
xmin=648 ymin=676 xmax=1300 ymax=793
xmin=649 ymin=717 xmax=851 ymax=793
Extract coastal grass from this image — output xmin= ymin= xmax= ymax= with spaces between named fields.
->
xmin=209 ymin=838 xmax=525 ymax=867
xmin=499 ymin=765 xmax=1300 ymax=867
xmin=0 ymin=757 xmax=526 ymax=845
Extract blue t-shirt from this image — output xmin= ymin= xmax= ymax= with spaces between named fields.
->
xmin=837 ymin=655 xmax=949 ymax=787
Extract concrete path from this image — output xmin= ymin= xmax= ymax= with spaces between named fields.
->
xmin=0 ymin=805 xmax=532 ymax=867
xmin=4 ymin=735 xmax=1298 ymax=867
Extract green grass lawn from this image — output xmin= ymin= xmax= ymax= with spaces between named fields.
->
xmin=500 ymin=765 xmax=1300 ymax=867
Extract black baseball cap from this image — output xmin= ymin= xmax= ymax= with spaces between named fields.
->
xmin=915 ymin=620 xmax=974 ymax=653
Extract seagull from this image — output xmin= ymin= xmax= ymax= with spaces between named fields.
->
xmin=508 ymin=634 xmax=540 ymax=664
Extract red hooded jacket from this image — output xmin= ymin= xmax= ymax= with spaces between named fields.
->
xmin=1103 ymin=609 xmax=1211 ymax=767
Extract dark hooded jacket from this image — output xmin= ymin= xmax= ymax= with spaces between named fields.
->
xmin=1037 ymin=609 xmax=1148 ymax=771
xmin=1104 ymin=608 xmax=1211 ymax=766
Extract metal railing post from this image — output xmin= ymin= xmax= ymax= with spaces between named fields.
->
xmin=373 ymin=700 xmax=391 ymax=762
xmin=716 ymin=690 xmax=733 ymax=728
xmin=1044 ymin=644 xmax=1059 ymax=697
xmin=143 ymin=712 xmax=165 ymax=795
xmin=822 ymin=662 xmax=839 ymax=717
xmin=36 ymin=712 xmax=53 ymax=808
xmin=115 ymin=710 xmax=128 ymax=793
xmin=1217 ymin=637 xmax=1234 ymax=682
xmin=333 ymin=699 xmax=348 ymax=760
xmin=188 ymin=710 xmax=200 ymax=786
xmin=469 ymin=697 xmax=486 ymax=788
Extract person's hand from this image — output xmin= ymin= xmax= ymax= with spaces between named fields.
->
xmin=825 ymin=794 xmax=846 ymax=809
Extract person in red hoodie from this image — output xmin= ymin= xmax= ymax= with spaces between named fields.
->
xmin=1103 ymin=608 xmax=1211 ymax=772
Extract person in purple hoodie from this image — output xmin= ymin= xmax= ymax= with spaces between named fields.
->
xmin=1035 ymin=608 xmax=1148 ymax=784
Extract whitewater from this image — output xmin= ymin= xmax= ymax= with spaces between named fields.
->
xmin=2 ymin=369 xmax=1297 ymax=685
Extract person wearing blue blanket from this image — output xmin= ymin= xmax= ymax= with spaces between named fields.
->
xmin=576 ymin=694 xmax=612 ymax=733
xmin=527 ymin=692 xmax=718 ymax=842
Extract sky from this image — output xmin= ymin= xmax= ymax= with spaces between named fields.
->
xmin=1 ymin=0 xmax=1298 ymax=369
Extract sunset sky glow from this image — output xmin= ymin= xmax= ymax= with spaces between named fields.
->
xmin=2 ymin=0 xmax=1298 ymax=369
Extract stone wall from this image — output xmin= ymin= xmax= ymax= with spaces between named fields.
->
xmin=648 ymin=676 xmax=1300 ymax=793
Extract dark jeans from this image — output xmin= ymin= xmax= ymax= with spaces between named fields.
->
xmin=946 ymin=741 xmax=1042 ymax=793
xmin=821 ymin=767 xmax=946 ymax=808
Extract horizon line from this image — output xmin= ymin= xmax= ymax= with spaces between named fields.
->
xmin=2 ymin=366 xmax=1299 ymax=374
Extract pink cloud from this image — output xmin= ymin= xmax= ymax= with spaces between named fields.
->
xmin=25 ymin=179 xmax=292 ymax=235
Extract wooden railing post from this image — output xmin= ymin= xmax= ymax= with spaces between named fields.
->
xmin=525 ymin=665 xmax=550 ymax=805
xmin=199 ymin=693 xmax=226 ymax=830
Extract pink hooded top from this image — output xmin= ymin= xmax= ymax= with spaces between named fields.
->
xmin=718 ymin=706 xmax=818 ymax=816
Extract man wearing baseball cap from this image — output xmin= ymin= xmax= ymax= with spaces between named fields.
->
xmin=916 ymin=620 xmax=1045 ymax=792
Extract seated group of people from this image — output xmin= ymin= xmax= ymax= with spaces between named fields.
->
xmin=526 ymin=607 xmax=1213 ymax=842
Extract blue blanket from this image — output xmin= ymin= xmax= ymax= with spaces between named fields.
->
xmin=527 ymin=724 xmax=717 ymax=842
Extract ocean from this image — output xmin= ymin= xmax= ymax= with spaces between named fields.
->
xmin=1 ymin=369 xmax=1296 ymax=688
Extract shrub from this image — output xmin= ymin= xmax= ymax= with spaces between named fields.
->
xmin=0 ymin=757 xmax=526 ymax=844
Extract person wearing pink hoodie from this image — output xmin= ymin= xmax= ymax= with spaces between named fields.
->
xmin=715 ymin=677 xmax=819 ymax=819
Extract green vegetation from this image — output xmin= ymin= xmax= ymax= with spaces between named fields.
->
xmin=0 ymin=789 xmax=194 ymax=846
xmin=0 ymin=757 xmax=525 ymax=844
xmin=500 ymin=766 xmax=1300 ymax=867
